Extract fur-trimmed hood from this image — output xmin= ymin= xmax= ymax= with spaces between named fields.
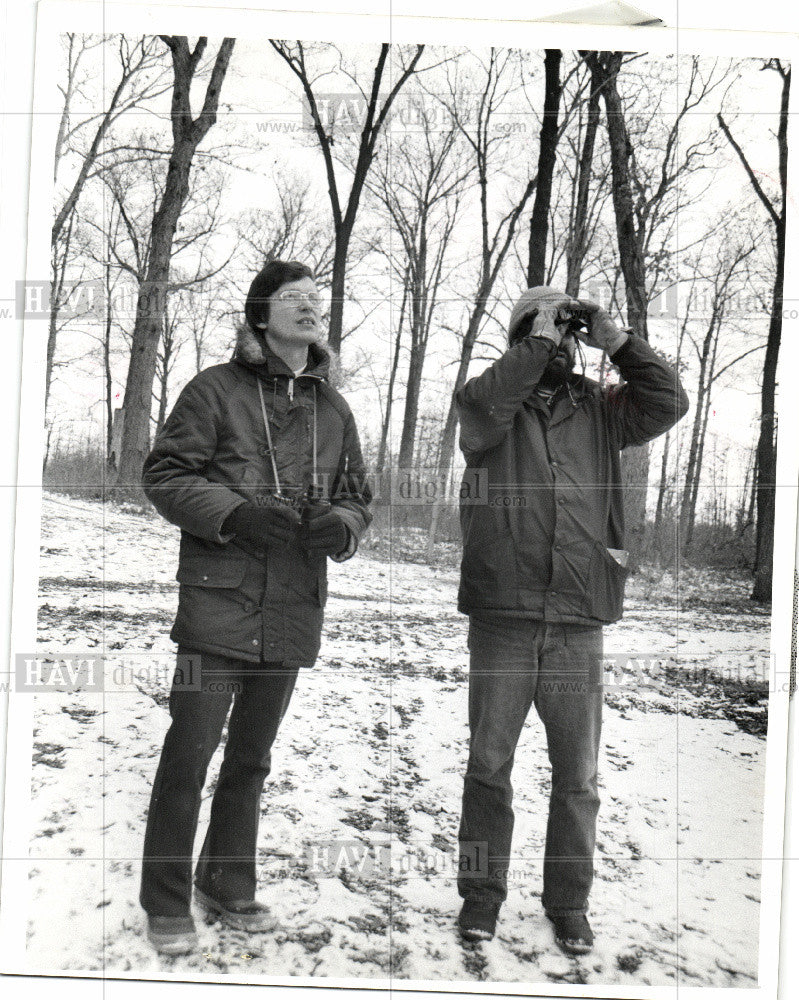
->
xmin=233 ymin=322 xmax=341 ymax=386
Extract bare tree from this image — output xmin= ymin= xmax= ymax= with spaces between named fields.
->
xmin=718 ymin=58 xmax=790 ymax=601
xmin=584 ymin=52 xmax=734 ymax=561
xmin=77 ymin=133 xmax=231 ymax=457
xmin=365 ymin=112 xmax=471 ymax=470
xmin=231 ymin=173 xmax=336 ymax=284
xmin=53 ymin=34 xmax=171 ymax=246
xmin=430 ymin=51 xmax=540 ymax=482
xmin=564 ymin=55 xmax=606 ymax=296
xmin=115 ymin=35 xmax=235 ymax=487
xmin=678 ymin=238 xmax=760 ymax=543
xmin=269 ymin=41 xmax=425 ymax=351
xmin=527 ymin=49 xmax=562 ymax=286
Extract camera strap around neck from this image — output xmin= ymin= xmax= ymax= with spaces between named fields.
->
xmin=256 ymin=377 xmax=283 ymax=496
xmin=256 ymin=377 xmax=319 ymax=495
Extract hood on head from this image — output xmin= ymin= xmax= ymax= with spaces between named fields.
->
xmin=233 ymin=322 xmax=341 ymax=385
xmin=508 ymin=285 xmax=569 ymax=344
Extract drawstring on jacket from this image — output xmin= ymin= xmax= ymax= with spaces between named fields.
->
xmin=312 ymin=384 xmax=318 ymax=491
xmin=256 ymin=376 xmax=319 ymax=496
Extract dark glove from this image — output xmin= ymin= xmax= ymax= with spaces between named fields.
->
xmin=299 ymin=508 xmax=349 ymax=557
xmin=222 ymin=501 xmax=301 ymax=549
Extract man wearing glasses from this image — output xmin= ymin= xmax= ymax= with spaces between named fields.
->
xmin=139 ymin=260 xmax=372 ymax=954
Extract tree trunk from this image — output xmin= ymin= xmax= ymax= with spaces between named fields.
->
xmin=680 ymin=362 xmax=707 ymax=543
xmin=750 ymin=64 xmax=788 ymax=600
xmin=594 ymin=51 xmax=651 ymax=566
xmin=104 ymin=263 xmax=114 ymax=467
xmin=527 ymin=50 xmax=561 ymax=286
xmin=718 ymin=64 xmax=789 ymax=601
xmin=115 ymin=167 xmax=187 ymax=485
xmin=597 ymin=52 xmax=649 ymax=340
xmin=654 ymin=429 xmax=670 ymax=533
xmin=46 ymin=302 xmax=59 ymax=415
xmin=115 ymin=36 xmax=234 ymax=488
xmin=398 ymin=340 xmax=425 ymax=471
xmin=398 ymin=266 xmax=429 ymax=471
xmin=736 ymin=445 xmax=756 ymax=536
xmin=683 ymin=380 xmax=716 ymax=547
xmin=327 ymin=230 xmax=351 ymax=354
xmin=565 ymin=58 xmax=601 ymax=297
xmin=42 ymin=422 xmax=55 ymax=476
xmin=435 ymin=309 xmax=484 ymax=481
xmin=752 ymin=241 xmax=783 ymax=600
xmin=376 ymin=279 xmax=408 ymax=474
xmin=156 ymin=302 xmax=173 ymax=438
xmin=747 ymin=450 xmax=758 ymax=537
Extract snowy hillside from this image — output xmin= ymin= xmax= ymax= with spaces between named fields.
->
xmin=25 ymin=491 xmax=771 ymax=988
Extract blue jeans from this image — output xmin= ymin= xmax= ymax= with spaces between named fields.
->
xmin=458 ymin=616 xmax=604 ymax=914
xmin=140 ymin=647 xmax=298 ymax=917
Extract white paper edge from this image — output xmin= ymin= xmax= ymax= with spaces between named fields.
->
xmin=0 ymin=5 xmax=796 ymax=1000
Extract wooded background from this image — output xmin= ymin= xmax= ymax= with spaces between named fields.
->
xmin=45 ymin=36 xmax=790 ymax=600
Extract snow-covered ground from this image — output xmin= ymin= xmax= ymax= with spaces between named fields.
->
xmin=24 ymin=491 xmax=770 ymax=987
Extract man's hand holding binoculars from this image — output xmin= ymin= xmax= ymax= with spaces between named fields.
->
xmin=518 ymin=293 xmax=630 ymax=357
xmin=569 ymin=299 xmax=630 ymax=356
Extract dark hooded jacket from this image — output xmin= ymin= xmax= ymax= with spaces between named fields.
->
xmin=142 ymin=325 xmax=372 ymax=666
xmin=456 ymin=332 xmax=689 ymax=624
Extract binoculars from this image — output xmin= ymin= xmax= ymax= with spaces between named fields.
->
xmin=557 ymin=308 xmax=590 ymax=338
xmin=253 ymin=485 xmax=331 ymax=521
xmin=511 ymin=306 xmax=590 ymax=347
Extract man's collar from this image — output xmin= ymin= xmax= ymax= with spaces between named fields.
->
xmin=233 ymin=323 xmax=330 ymax=380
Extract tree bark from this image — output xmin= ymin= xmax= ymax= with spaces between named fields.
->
xmin=565 ymin=57 xmax=602 ymax=297
xmin=654 ymin=429 xmax=670 ymax=534
xmin=527 ymin=50 xmax=562 ymax=287
xmin=752 ymin=240 xmax=783 ymax=600
xmin=718 ymin=63 xmax=789 ymax=601
xmin=597 ymin=51 xmax=649 ymax=340
xmin=591 ymin=51 xmax=651 ymax=566
xmin=376 ymin=278 xmax=408 ymax=474
xmin=115 ymin=36 xmax=234 ymax=488
xmin=398 ymin=335 xmax=425 ymax=470
xmin=103 ymin=261 xmax=115 ymax=467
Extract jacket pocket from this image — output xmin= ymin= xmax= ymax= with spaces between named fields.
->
xmin=176 ymin=558 xmax=249 ymax=588
xmin=173 ymin=557 xmax=258 ymax=654
xmin=587 ymin=541 xmax=629 ymax=622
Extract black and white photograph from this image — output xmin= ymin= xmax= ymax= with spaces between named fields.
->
xmin=1 ymin=1 xmax=798 ymax=997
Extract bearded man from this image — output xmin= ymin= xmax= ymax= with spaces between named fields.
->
xmin=454 ymin=286 xmax=689 ymax=954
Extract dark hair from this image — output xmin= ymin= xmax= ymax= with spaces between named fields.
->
xmin=245 ymin=259 xmax=315 ymax=331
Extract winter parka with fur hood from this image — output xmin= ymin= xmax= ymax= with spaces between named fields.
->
xmin=142 ymin=325 xmax=372 ymax=667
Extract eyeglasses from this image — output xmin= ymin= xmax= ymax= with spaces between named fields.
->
xmin=276 ymin=290 xmax=322 ymax=308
